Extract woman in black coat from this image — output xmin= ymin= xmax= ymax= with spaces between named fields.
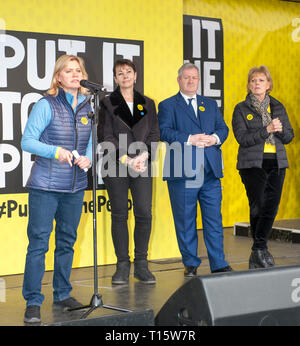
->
xmin=232 ymin=65 xmax=294 ymax=269
xmin=98 ymin=59 xmax=160 ymax=284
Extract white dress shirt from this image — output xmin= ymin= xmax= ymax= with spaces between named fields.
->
xmin=126 ymin=101 xmax=134 ymax=115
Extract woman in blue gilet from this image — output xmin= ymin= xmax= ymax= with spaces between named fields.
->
xmin=21 ymin=55 xmax=92 ymax=324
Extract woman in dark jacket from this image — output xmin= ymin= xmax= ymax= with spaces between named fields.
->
xmin=232 ymin=65 xmax=294 ymax=269
xmin=98 ymin=59 xmax=160 ymax=285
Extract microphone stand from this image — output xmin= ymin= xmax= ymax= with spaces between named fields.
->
xmin=69 ymin=88 xmax=132 ymax=319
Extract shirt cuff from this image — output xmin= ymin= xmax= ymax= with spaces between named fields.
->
xmin=212 ymin=134 xmax=221 ymax=145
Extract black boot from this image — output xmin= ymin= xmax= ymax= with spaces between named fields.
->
xmin=134 ymin=260 xmax=156 ymax=284
xmin=249 ymin=249 xmax=269 ymax=269
xmin=263 ymin=249 xmax=275 ymax=267
xmin=112 ymin=261 xmax=131 ymax=285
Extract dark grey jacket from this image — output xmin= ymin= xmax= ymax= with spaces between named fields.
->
xmin=98 ymin=87 xmax=160 ymax=164
xmin=232 ymin=94 xmax=294 ymax=170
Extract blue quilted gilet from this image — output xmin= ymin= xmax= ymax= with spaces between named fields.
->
xmin=26 ymin=88 xmax=92 ymax=193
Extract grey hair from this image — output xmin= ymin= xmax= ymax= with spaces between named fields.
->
xmin=177 ymin=62 xmax=200 ymax=78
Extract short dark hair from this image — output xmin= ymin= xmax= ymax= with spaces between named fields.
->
xmin=113 ymin=59 xmax=137 ymax=76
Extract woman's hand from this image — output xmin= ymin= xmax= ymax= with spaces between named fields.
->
xmin=58 ymin=148 xmax=73 ymax=167
xmin=267 ymin=118 xmax=282 ymax=133
xmin=132 ymin=152 xmax=148 ymax=172
xmin=57 ymin=148 xmax=91 ymax=170
xmin=120 ymin=152 xmax=148 ymax=173
xmin=74 ymin=155 xmax=91 ymax=170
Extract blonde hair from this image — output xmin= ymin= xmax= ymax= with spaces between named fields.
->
xmin=247 ymin=65 xmax=273 ymax=94
xmin=46 ymin=55 xmax=89 ymax=96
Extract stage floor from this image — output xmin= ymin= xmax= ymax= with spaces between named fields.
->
xmin=1 ymin=225 xmax=300 ymax=326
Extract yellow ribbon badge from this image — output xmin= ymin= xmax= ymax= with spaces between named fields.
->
xmin=199 ymin=106 xmax=205 ymax=112
xmin=247 ymin=114 xmax=253 ymax=121
xmin=137 ymin=104 xmax=143 ymax=111
xmin=81 ymin=117 xmax=88 ymax=125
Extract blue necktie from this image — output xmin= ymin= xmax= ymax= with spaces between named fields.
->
xmin=188 ymin=98 xmax=197 ymax=117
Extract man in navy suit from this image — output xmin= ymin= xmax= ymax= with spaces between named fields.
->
xmin=158 ymin=63 xmax=232 ymax=276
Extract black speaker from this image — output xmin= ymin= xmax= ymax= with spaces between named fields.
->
xmin=155 ymin=266 xmax=300 ymax=326
xmin=45 ymin=309 xmax=154 ymax=326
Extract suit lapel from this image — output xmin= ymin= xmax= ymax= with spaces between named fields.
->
xmin=176 ymin=92 xmax=199 ymax=128
xmin=109 ymin=87 xmax=147 ymax=129
xmin=110 ymin=87 xmax=133 ymax=128
xmin=196 ymin=94 xmax=209 ymax=132
xmin=132 ymin=89 xmax=148 ymax=126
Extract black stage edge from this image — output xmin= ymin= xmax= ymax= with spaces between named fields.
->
xmin=45 ymin=309 xmax=154 ymax=326
xmin=234 ymin=219 xmax=300 ymax=243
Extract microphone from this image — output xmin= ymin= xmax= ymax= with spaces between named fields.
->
xmin=72 ymin=150 xmax=88 ymax=172
xmin=80 ymin=79 xmax=106 ymax=92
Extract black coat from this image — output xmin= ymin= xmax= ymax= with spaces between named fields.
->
xmin=98 ymin=87 xmax=160 ymax=163
xmin=232 ymin=94 xmax=294 ymax=169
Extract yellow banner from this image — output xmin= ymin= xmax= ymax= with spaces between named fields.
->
xmin=0 ymin=0 xmax=299 ymax=276
xmin=184 ymin=0 xmax=300 ymax=227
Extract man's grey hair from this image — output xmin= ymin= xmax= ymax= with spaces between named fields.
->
xmin=177 ymin=62 xmax=200 ymax=78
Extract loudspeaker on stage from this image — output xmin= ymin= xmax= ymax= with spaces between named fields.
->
xmin=155 ymin=265 xmax=300 ymax=326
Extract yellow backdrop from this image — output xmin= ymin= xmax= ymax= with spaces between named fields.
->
xmin=183 ymin=0 xmax=300 ymax=227
xmin=0 ymin=0 xmax=183 ymax=275
xmin=0 ymin=0 xmax=299 ymax=276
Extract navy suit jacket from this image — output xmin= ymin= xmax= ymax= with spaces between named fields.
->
xmin=158 ymin=92 xmax=228 ymax=181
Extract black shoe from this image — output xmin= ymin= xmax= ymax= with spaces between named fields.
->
xmin=53 ymin=297 xmax=84 ymax=311
xmin=249 ymin=249 xmax=269 ymax=269
xmin=24 ymin=305 xmax=41 ymax=323
xmin=263 ymin=249 xmax=275 ymax=267
xmin=134 ymin=260 xmax=156 ymax=284
xmin=184 ymin=266 xmax=197 ymax=277
xmin=211 ymin=265 xmax=233 ymax=273
xmin=112 ymin=261 xmax=131 ymax=285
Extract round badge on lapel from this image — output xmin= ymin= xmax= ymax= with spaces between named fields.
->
xmin=247 ymin=114 xmax=253 ymax=120
xmin=199 ymin=106 xmax=205 ymax=112
xmin=137 ymin=104 xmax=145 ymax=116
xmin=81 ymin=117 xmax=88 ymax=125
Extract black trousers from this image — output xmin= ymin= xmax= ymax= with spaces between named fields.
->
xmin=103 ymin=175 xmax=153 ymax=262
xmin=239 ymin=158 xmax=286 ymax=250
